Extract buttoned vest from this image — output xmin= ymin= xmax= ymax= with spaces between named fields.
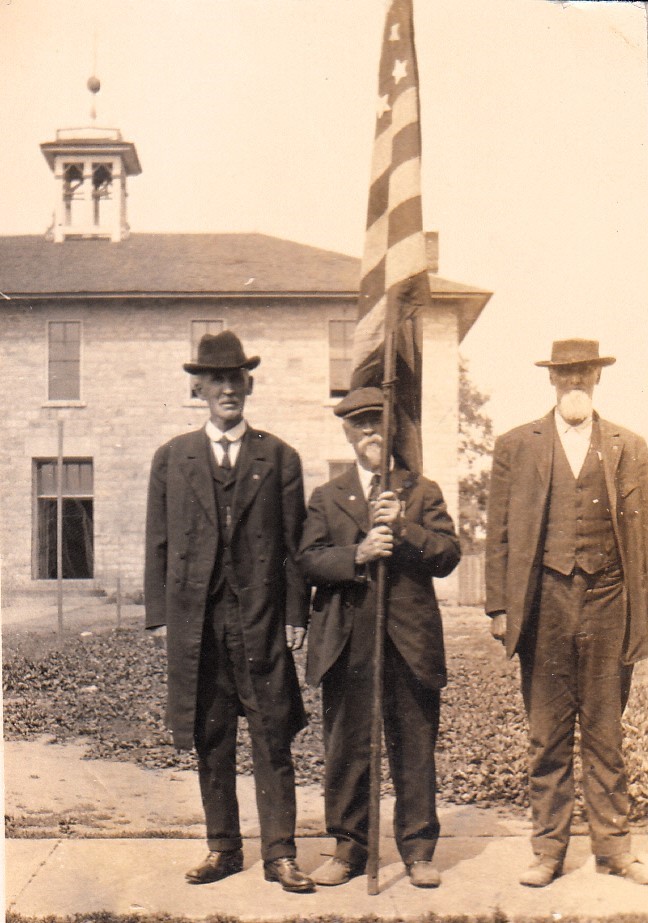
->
xmin=208 ymin=445 xmax=238 ymax=597
xmin=543 ymin=424 xmax=619 ymax=576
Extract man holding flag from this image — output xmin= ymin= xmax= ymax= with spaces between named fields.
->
xmin=298 ymin=387 xmax=460 ymax=887
xmin=299 ymin=0 xmax=460 ymax=890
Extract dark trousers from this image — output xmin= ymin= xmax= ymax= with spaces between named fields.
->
xmin=519 ymin=566 xmax=632 ymax=862
xmin=322 ymin=607 xmax=441 ymax=867
xmin=194 ymin=590 xmax=297 ymax=862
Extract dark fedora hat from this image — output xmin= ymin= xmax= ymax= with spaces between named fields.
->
xmin=334 ymin=387 xmax=384 ymax=419
xmin=535 ymin=339 xmax=615 ymax=368
xmin=183 ymin=331 xmax=260 ymax=374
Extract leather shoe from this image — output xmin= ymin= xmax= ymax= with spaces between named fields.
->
xmin=264 ymin=857 xmax=315 ymax=893
xmin=185 ymin=849 xmax=243 ymax=884
xmin=597 ymin=854 xmax=648 ymax=885
xmin=519 ymin=856 xmax=562 ymax=887
xmin=312 ymin=856 xmax=366 ymax=886
xmin=407 ymin=860 xmax=441 ymax=888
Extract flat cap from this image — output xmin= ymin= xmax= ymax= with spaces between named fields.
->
xmin=334 ymin=387 xmax=384 ymax=418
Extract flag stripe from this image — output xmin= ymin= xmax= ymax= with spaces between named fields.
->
xmin=387 ymin=197 xmax=423 ymax=250
xmin=387 ymin=157 xmax=421 ymax=212
xmin=391 ymin=121 xmax=421 ymax=171
xmin=353 ymin=294 xmax=388 ymax=369
xmin=365 ymin=170 xmax=390 ymax=232
xmin=359 ymin=255 xmax=387 ymax=314
xmin=385 ymin=230 xmax=426 ymax=288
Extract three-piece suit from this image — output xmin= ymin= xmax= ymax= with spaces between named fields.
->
xmin=299 ymin=464 xmax=460 ymax=867
xmin=145 ymin=424 xmax=308 ymax=861
xmin=486 ymin=410 xmax=648 ymax=862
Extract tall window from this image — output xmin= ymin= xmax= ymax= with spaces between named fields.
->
xmin=92 ymin=163 xmax=113 ymax=226
xmin=35 ymin=459 xmax=94 ymax=579
xmin=63 ymin=162 xmax=84 ymax=226
xmin=48 ymin=321 xmax=81 ymax=400
xmin=190 ymin=319 xmax=224 ymax=398
xmin=329 ymin=318 xmax=356 ymax=398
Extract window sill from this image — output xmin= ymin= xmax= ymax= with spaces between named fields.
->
xmin=42 ymin=401 xmax=87 ymax=408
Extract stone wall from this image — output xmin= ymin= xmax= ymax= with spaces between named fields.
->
xmin=1 ymin=295 xmax=459 ymax=601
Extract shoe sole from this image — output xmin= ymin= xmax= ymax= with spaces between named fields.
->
xmin=519 ymin=873 xmax=560 ymax=888
xmin=186 ymin=863 xmax=243 ymax=884
xmin=596 ymin=865 xmax=648 ymax=885
xmin=313 ymin=868 xmax=366 ymax=887
xmin=263 ymin=871 xmax=315 ymax=893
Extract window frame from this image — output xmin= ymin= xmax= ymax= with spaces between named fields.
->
xmin=47 ymin=319 xmax=82 ymax=403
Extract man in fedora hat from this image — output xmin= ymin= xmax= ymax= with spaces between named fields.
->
xmin=299 ymin=387 xmax=460 ymax=888
xmin=145 ymin=330 xmax=314 ymax=893
xmin=486 ymin=338 xmax=648 ymax=887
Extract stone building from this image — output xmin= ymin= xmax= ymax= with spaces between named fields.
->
xmin=0 ymin=117 xmax=491 ymax=602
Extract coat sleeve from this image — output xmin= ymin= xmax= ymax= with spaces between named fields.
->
xmin=395 ymin=477 xmax=461 ymax=577
xmin=484 ymin=434 xmax=512 ymax=615
xmin=298 ymin=486 xmax=361 ymax=586
xmin=280 ymin=445 xmax=310 ymax=628
xmin=144 ymin=443 xmax=169 ymax=629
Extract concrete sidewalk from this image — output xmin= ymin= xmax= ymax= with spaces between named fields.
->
xmin=4 ymin=739 xmax=648 ymax=920
xmin=6 ymin=829 xmax=648 ymax=919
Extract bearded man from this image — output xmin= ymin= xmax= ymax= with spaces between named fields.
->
xmin=299 ymin=387 xmax=460 ymax=888
xmin=486 ymin=339 xmax=648 ymax=888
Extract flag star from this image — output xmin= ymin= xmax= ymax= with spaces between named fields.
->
xmin=376 ymin=93 xmax=391 ymax=118
xmin=389 ymin=23 xmax=400 ymax=41
xmin=392 ymin=58 xmax=408 ymax=84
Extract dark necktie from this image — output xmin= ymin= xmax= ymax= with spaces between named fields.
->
xmin=218 ymin=436 xmax=232 ymax=471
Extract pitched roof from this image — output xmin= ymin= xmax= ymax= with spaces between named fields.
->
xmin=0 ymin=231 xmax=491 ymax=339
xmin=0 ymin=233 xmax=361 ymax=295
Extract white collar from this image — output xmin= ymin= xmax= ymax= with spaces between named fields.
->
xmin=206 ymin=418 xmax=247 ymax=443
xmin=554 ymin=408 xmax=593 ymax=436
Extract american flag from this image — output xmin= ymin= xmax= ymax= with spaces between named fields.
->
xmin=351 ymin=0 xmax=430 ymax=474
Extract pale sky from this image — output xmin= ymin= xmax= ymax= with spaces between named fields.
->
xmin=1 ymin=0 xmax=647 ymax=438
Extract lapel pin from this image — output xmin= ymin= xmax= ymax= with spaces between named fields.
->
xmin=349 ymin=494 xmax=356 ymax=501
xmin=253 ymin=473 xmax=260 ymax=480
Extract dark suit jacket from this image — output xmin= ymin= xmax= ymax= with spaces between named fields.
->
xmin=298 ymin=465 xmax=461 ymax=689
xmin=144 ymin=425 xmax=308 ymax=749
xmin=486 ymin=411 xmax=648 ymax=664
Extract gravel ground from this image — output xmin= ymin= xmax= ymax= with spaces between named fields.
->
xmin=3 ymin=606 xmax=647 ymax=819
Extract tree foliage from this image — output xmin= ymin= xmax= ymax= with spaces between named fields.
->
xmin=458 ymin=358 xmax=494 ymax=552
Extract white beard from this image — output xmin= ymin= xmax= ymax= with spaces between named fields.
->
xmin=362 ymin=440 xmax=382 ymax=471
xmin=558 ymin=390 xmax=593 ymax=425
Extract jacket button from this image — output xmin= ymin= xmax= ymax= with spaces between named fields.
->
xmin=179 ymin=552 xmax=186 ymax=559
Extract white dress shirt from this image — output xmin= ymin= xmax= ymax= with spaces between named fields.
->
xmin=554 ymin=408 xmax=593 ymax=478
xmin=206 ymin=418 xmax=247 ymax=467
xmin=356 ymin=464 xmax=382 ymax=500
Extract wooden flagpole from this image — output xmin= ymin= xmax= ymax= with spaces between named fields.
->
xmin=367 ymin=330 xmax=397 ymax=895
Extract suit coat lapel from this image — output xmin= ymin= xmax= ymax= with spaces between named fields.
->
xmin=179 ymin=428 xmax=217 ymax=526
xmin=230 ymin=428 xmax=273 ymax=532
xmin=598 ymin=416 xmax=623 ymax=521
xmin=332 ymin=466 xmax=371 ymax=533
xmin=530 ymin=411 xmax=554 ymax=493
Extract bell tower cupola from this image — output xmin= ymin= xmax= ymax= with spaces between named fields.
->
xmin=40 ymin=76 xmax=142 ymax=243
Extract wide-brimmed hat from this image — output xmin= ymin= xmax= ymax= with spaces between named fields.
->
xmin=183 ymin=331 xmax=260 ymax=373
xmin=334 ymin=387 xmax=384 ymax=419
xmin=535 ymin=339 xmax=615 ymax=368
